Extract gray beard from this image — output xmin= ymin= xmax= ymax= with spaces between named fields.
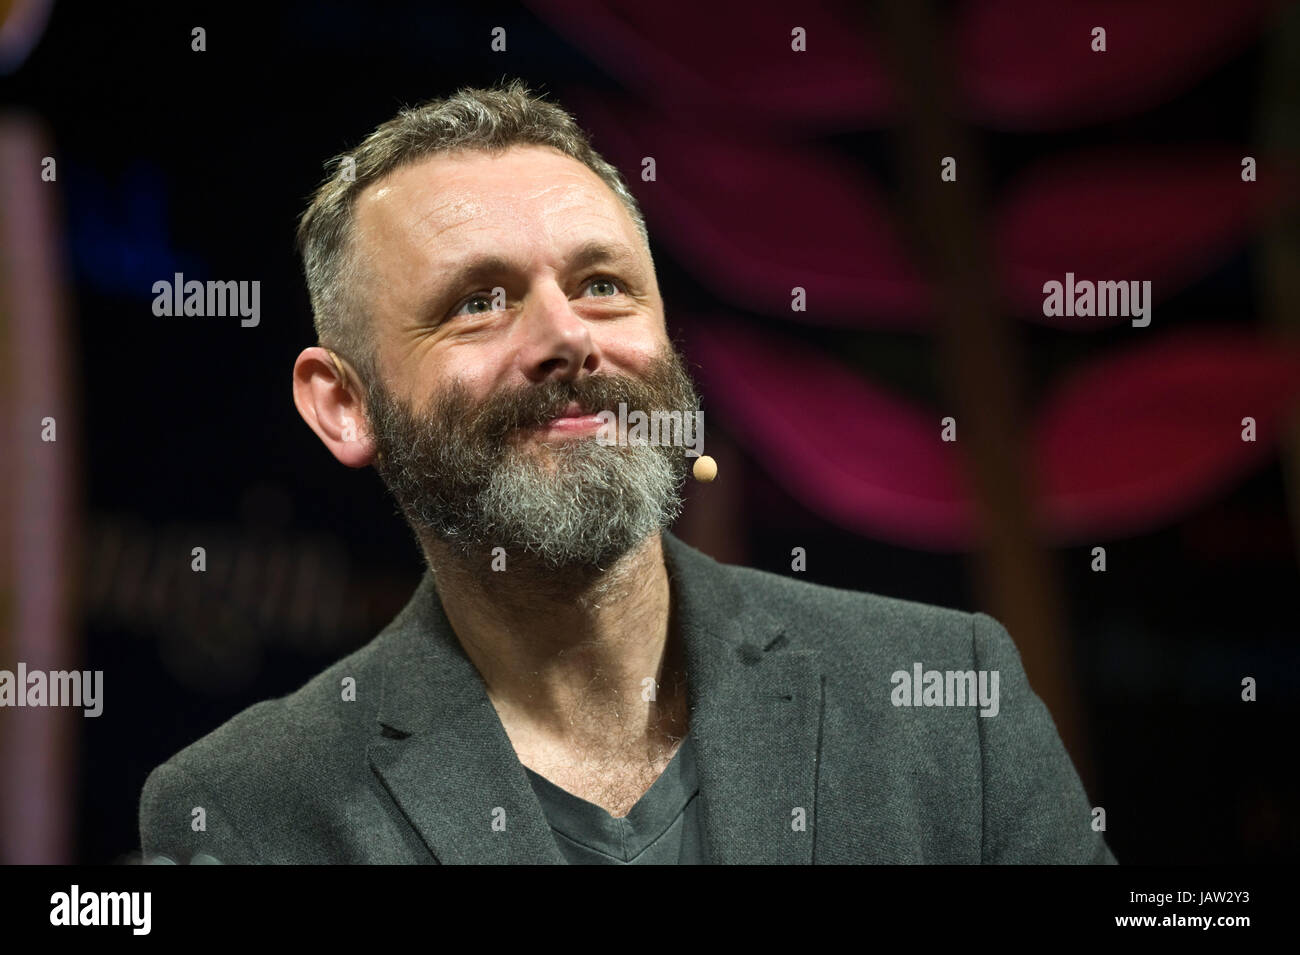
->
xmin=434 ymin=434 xmax=684 ymax=570
xmin=365 ymin=350 xmax=697 ymax=573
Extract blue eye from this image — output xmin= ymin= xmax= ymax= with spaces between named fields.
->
xmin=453 ymin=293 xmax=497 ymax=317
xmin=584 ymin=277 xmax=622 ymax=297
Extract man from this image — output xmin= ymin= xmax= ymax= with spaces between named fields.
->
xmin=138 ymin=80 xmax=1116 ymax=864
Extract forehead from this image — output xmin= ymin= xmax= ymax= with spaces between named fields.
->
xmin=353 ymin=144 xmax=637 ymax=270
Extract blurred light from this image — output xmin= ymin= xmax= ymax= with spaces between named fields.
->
xmin=0 ymin=0 xmax=54 ymax=75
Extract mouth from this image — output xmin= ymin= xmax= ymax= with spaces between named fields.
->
xmin=534 ymin=401 xmax=606 ymax=436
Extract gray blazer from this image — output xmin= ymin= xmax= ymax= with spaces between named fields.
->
xmin=139 ymin=531 xmax=1117 ymax=864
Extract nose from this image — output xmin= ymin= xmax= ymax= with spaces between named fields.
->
xmin=515 ymin=281 xmax=601 ymax=384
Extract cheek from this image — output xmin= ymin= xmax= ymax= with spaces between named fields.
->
xmin=418 ymin=359 xmax=496 ymax=410
xmin=595 ymin=323 xmax=668 ymax=370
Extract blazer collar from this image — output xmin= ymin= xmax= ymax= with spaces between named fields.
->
xmin=368 ymin=530 xmax=824 ymax=864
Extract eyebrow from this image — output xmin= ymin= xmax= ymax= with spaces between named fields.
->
xmin=423 ymin=240 xmax=642 ymax=316
xmin=564 ymin=239 xmax=640 ymax=274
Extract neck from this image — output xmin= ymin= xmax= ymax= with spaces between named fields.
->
xmin=420 ymin=531 xmax=687 ymax=754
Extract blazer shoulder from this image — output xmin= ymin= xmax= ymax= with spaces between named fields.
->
xmin=162 ymin=633 xmax=387 ymax=776
xmin=140 ymin=630 xmax=393 ymax=861
xmin=720 ymin=558 xmax=978 ymax=661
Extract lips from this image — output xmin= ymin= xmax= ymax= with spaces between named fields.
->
xmin=537 ymin=401 xmax=606 ymax=434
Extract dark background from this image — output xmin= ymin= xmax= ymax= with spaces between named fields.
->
xmin=1 ymin=0 xmax=1297 ymax=864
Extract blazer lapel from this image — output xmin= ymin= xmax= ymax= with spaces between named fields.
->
xmin=366 ymin=532 xmax=826 ymax=865
xmin=366 ymin=573 xmax=565 ymax=864
xmin=661 ymin=532 xmax=825 ymax=864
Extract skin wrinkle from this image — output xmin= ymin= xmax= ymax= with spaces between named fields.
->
xmin=361 ymin=156 xmax=639 ymax=372
xmin=364 ymin=322 xmax=699 ymax=776
xmin=415 ymin=243 xmax=648 ymax=335
xmin=366 ymin=353 xmax=696 ymax=566
xmin=296 ymin=144 xmax=698 ymax=816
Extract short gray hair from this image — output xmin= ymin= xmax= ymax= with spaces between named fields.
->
xmin=295 ymin=79 xmax=650 ymax=388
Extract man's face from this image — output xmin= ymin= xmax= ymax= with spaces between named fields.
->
xmin=351 ymin=144 xmax=700 ymax=569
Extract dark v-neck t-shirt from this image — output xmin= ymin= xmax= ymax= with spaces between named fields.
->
xmin=524 ymin=734 xmax=706 ymax=864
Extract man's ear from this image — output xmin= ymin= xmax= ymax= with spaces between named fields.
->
xmin=292 ymin=347 xmax=377 ymax=468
